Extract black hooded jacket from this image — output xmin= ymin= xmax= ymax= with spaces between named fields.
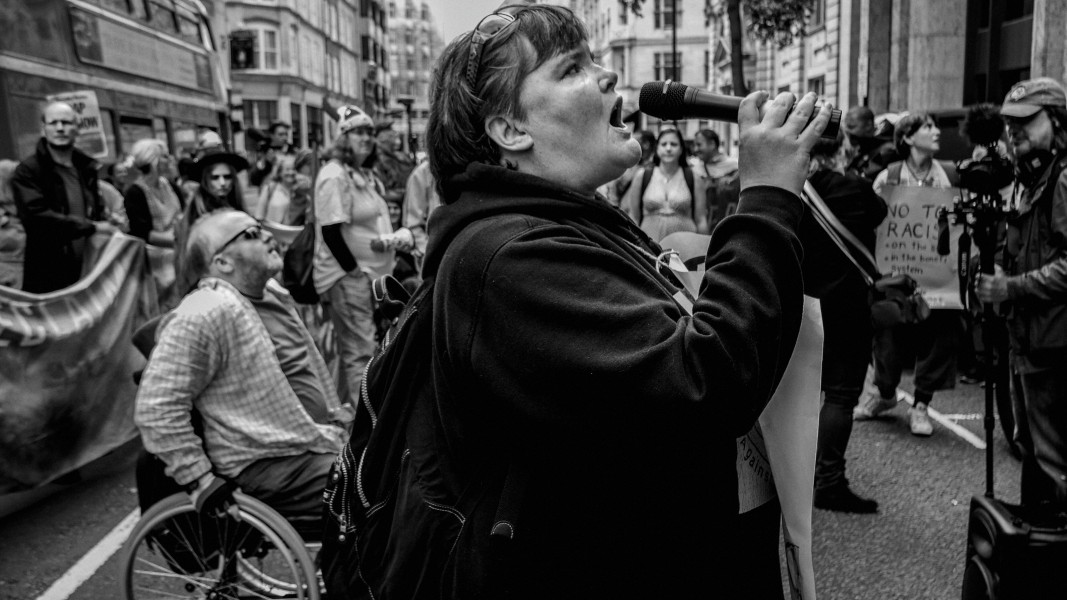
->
xmin=419 ymin=163 xmax=807 ymax=597
xmin=11 ymin=138 xmax=103 ymax=293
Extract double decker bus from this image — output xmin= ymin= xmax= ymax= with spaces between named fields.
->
xmin=0 ymin=0 xmax=229 ymax=164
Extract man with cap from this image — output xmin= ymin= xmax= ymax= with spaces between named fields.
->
xmin=313 ymin=105 xmax=414 ymax=402
xmin=11 ymin=101 xmax=116 ymax=292
xmin=843 ymin=105 xmax=900 ymax=181
xmin=978 ymin=77 xmax=1067 ymax=505
xmin=136 ymin=208 xmax=352 ymax=520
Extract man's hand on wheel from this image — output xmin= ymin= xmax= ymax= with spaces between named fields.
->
xmin=188 ymin=473 xmax=237 ymax=516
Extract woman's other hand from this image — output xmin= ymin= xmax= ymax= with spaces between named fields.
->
xmin=737 ymin=91 xmax=833 ymax=197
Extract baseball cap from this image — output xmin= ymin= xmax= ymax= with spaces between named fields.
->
xmin=336 ymin=105 xmax=374 ymax=135
xmin=1001 ymin=78 xmax=1067 ymax=118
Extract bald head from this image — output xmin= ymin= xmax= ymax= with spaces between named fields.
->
xmin=42 ymin=102 xmax=78 ymax=150
xmin=184 ymin=209 xmax=259 ymax=281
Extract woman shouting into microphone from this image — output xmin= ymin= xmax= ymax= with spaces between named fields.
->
xmin=325 ymin=4 xmax=833 ymax=599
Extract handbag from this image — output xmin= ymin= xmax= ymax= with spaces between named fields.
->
xmin=282 ymin=221 xmax=319 ymax=304
xmin=801 ymin=181 xmax=930 ymax=330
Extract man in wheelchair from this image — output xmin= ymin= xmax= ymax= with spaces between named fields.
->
xmin=135 ymin=208 xmax=352 ymax=524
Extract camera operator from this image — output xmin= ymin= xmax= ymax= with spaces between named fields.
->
xmin=977 ymin=78 xmax=1067 ymax=505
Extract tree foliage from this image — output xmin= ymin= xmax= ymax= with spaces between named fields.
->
xmin=746 ymin=0 xmax=816 ymax=49
xmin=621 ymin=0 xmax=817 ymax=49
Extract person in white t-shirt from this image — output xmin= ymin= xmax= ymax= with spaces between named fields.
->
xmin=313 ymin=105 xmax=414 ymax=401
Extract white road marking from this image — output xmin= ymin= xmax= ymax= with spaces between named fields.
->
xmin=35 ymin=508 xmax=140 ymax=600
xmin=897 ymin=390 xmax=987 ymax=450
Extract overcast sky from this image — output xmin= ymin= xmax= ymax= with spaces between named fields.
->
xmin=424 ymin=0 xmax=507 ymax=45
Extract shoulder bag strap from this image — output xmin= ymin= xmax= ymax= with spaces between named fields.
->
xmin=802 ymin=181 xmax=880 ymax=286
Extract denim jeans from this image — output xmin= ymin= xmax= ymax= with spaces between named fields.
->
xmin=323 ymin=271 xmax=376 ymax=405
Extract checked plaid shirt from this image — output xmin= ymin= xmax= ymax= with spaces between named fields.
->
xmin=135 ymin=277 xmax=347 ymax=486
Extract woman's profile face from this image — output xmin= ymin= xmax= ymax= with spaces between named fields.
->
xmin=206 ymin=163 xmax=235 ymax=198
xmin=906 ymin=118 xmax=940 ymax=155
xmin=656 ymin=131 xmax=683 ymax=165
xmin=510 ymin=42 xmax=641 ymax=192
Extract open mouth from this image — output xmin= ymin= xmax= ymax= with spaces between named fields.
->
xmin=609 ymin=97 xmax=625 ymax=128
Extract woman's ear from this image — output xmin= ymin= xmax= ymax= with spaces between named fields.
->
xmin=486 ymin=116 xmax=533 ymax=153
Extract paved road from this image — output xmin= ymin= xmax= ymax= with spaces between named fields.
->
xmin=0 ymin=374 xmax=1022 ymax=600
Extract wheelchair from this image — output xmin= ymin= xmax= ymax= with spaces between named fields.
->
xmin=121 ymin=488 xmax=324 ymax=600
xmin=122 ymin=316 xmax=326 ymax=599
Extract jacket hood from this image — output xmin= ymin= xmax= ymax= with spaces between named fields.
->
xmin=422 ymin=163 xmax=651 ymax=277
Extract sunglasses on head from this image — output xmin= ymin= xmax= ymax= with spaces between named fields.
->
xmin=215 ymin=224 xmax=265 ymax=256
xmin=465 ymin=10 xmax=521 ymax=89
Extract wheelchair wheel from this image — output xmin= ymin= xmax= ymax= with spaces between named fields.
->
xmin=121 ymin=491 xmax=321 ymax=599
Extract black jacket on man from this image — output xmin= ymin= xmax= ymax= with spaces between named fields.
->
xmin=415 ymin=163 xmax=806 ymax=598
xmin=11 ymin=138 xmax=103 ymax=293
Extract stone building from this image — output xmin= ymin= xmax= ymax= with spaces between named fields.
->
xmin=386 ymin=0 xmax=444 ymax=154
xmin=223 ymin=0 xmax=387 ymax=151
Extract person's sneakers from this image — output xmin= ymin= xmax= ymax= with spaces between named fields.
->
xmin=814 ymin=485 xmax=879 ymax=514
xmin=853 ymin=391 xmax=898 ymax=420
xmin=909 ymin=403 xmax=934 ymax=436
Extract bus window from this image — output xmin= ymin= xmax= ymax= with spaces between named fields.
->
xmin=97 ymin=0 xmax=134 ymax=16
xmin=153 ymin=117 xmax=169 ymax=147
xmin=146 ymin=0 xmax=177 ymax=34
xmin=119 ymin=116 xmax=154 ymax=155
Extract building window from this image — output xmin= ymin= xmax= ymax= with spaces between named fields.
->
xmin=244 ymin=100 xmax=278 ymax=131
xmin=252 ymin=27 xmax=279 ymax=71
xmin=704 ymin=49 xmax=710 ymax=85
xmin=288 ymin=25 xmax=299 ymax=73
xmin=654 ymin=0 xmax=680 ymax=29
xmin=290 ymin=102 xmax=303 ymax=148
xmin=809 ymin=0 xmax=825 ymax=28
xmin=654 ymin=52 xmax=681 ymax=81
xmin=1004 ymin=0 xmax=1035 ymax=21
xmin=147 ymin=0 xmax=177 ymax=33
xmin=807 ymin=75 xmax=824 ymax=97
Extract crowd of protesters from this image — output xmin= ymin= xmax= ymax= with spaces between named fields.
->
xmin=4 ymin=3 xmax=1067 ymax=597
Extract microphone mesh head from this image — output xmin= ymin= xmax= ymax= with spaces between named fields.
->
xmin=639 ymin=81 xmax=687 ymax=120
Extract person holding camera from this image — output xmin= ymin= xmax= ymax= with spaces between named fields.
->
xmin=977 ymin=78 xmax=1067 ymax=505
xmin=855 ymin=112 xmax=963 ymax=437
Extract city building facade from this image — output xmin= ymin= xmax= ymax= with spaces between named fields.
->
xmin=575 ymin=0 xmax=715 ymax=140
xmin=223 ymin=0 xmax=386 ymax=151
xmin=386 ymin=0 xmax=443 ymax=154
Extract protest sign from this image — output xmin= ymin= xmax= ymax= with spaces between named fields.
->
xmin=45 ymin=90 xmax=109 ymax=159
xmin=875 ymin=185 xmax=970 ymax=309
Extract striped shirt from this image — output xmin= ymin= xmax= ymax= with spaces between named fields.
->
xmin=135 ymin=277 xmax=346 ymax=486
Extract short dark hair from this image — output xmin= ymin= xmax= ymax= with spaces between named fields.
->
xmin=651 ymin=129 xmax=688 ymax=166
xmin=269 ymin=120 xmax=291 ymax=134
xmin=695 ymin=129 xmax=720 ymax=147
xmin=893 ymin=112 xmax=934 ymax=157
xmin=427 ymin=5 xmax=588 ymax=200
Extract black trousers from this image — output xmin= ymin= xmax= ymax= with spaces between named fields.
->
xmin=815 ymin=287 xmax=872 ymax=493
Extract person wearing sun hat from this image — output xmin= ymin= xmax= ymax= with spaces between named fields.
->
xmin=313 ymin=104 xmax=414 ymax=403
xmin=171 ymin=147 xmax=252 ymax=296
xmin=977 ymin=76 xmax=1067 ymax=506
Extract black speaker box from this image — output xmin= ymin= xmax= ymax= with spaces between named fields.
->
xmin=962 ymin=495 xmax=1067 ymax=599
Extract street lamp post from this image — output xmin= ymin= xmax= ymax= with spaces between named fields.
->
xmin=396 ymin=95 xmax=415 ymax=160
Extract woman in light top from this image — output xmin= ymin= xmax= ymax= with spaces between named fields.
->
xmin=123 ymin=139 xmax=183 ymax=247
xmin=256 ymin=154 xmax=299 ymax=224
xmin=624 ymin=128 xmax=708 ymax=241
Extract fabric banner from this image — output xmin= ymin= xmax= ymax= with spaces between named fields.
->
xmin=874 ymin=185 xmax=971 ymax=309
xmin=0 ymin=233 xmax=158 ymax=493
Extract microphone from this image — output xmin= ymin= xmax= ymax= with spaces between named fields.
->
xmin=639 ymin=80 xmax=841 ymax=139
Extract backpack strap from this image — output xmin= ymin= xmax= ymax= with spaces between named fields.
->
xmin=887 ymin=161 xmax=903 ymax=186
xmin=372 ymin=274 xmax=412 ymax=322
